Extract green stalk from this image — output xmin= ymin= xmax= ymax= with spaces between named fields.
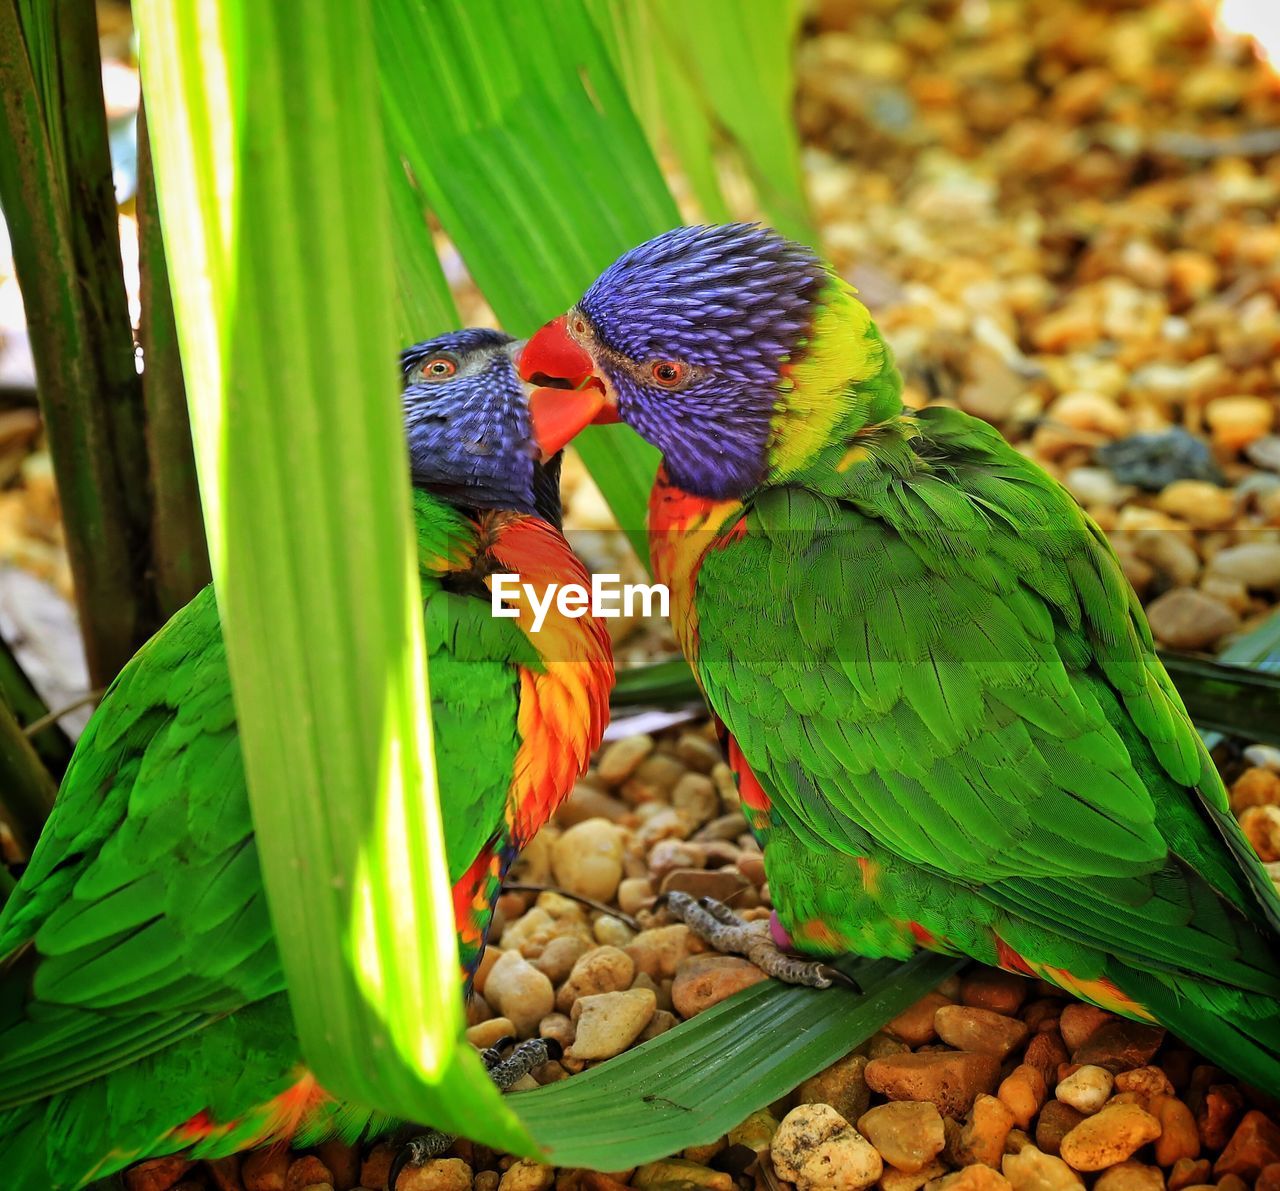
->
xmin=0 ymin=633 xmax=73 ymax=779
xmin=136 ymin=100 xmax=212 ymax=617
xmin=0 ymin=0 xmax=160 ymax=685
xmin=134 ymin=0 xmax=529 ymax=1146
xmin=0 ymin=693 xmax=57 ymax=856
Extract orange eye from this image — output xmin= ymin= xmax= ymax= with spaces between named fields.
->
xmin=573 ymin=319 xmax=587 ymax=335
xmin=651 ymin=360 xmax=685 ymax=388
xmin=420 ymin=356 xmax=457 ymax=380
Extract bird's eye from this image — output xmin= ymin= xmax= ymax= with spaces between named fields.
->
xmin=572 ymin=318 xmax=587 ymax=336
xmin=420 ymin=356 xmax=457 ymax=381
xmin=650 ymin=360 xmax=686 ymax=388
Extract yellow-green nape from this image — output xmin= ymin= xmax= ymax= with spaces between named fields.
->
xmin=766 ymin=277 xmax=899 ymax=481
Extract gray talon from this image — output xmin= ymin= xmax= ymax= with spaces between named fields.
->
xmin=663 ymin=891 xmax=859 ymax=992
xmin=390 ymin=1130 xmax=455 ymax=1189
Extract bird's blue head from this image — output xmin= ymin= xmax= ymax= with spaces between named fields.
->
xmin=402 ymin=328 xmax=604 ymax=525
xmin=518 ymin=224 xmax=898 ymax=499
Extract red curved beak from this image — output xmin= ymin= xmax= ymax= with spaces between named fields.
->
xmin=517 ymin=317 xmax=620 ymax=458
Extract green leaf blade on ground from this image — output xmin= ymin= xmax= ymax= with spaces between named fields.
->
xmin=134 ymin=0 xmax=531 ymax=1151
xmin=518 ymin=952 xmax=961 ymax=1168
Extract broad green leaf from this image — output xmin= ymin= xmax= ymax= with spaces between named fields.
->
xmin=521 ymin=953 xmax=961 ymax=1167
xmin=388 ymin=143 xmax=460 ymax=346
xmin=134 ymin=0 xmax=531 ymax=1150
xmin=377 ymin=0 xmax=672 ymax=562
xmin=1200 ymin=609 xmax=1280 ymax=750
xmin=648 ymin=0 xmax=814 ymax=244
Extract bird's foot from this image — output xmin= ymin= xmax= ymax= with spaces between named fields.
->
xmin=657 ymin=891 xmax=860 ymax=992
xmin=389 ymin=1037 xmax=562 ymax=1189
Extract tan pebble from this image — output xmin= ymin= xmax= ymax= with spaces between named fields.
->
xmin=672 ymin=772 xmax=720 ymax=825
xmin=1229 ymin=768 xmax=1280 ymax=813
xmin=885 ymin=991 xmax=954 ymax=1047
xmin=242 ymin=1150 xmax=290 ymax=1191
xmin=1071 ymin=1020 xmax=1164 ymax=1072
xmin=1214 ymin=1110 xmax=1280 ymax=1182
xmin=556 ymin=946 xmax=635 ymax=1012
xmin=999 ymin=1064 xmax=1048 ymax=1129
xmin=1036 ymin=1101 xmax=1086 ymax=1157
xmin=1216 ymin=1178 xmax=1248 ymax=1191
xmin=961 ymin=969 xmax=1029 ymax=1015
xmin=671 ymin=954 xmax=768 ymax=1018
xmin=285 ymin=1158 xmax=334 ymax=1191
xmin=485 ymin=951 xmax=554 ymax=1038
xmin=512 ymin=829 xmax=558 ymax=883
xmin=637 ymin=807 xmax=694 ymax=848
xmin=556 ymin=783 xmax=630 ymax=825
xmin=1209 ymin=544 xmax=1280 ymax=590
xmin=1145 ymin=589 xmax=1240 ymax=651
xmin=1059 ymin=1102 xmax=1161 ymax=1171
xmin=1092 ymin=1162 xmax=1164 ymax=1191
xmin=1114 ymin=1067 xmax=1174 ymax=1105
xmin=857 ymin=1101 xmax=945 ymax=1173
xmin=934 ymin=1004 xmax=1029 ymax=1058
xmin=618 ymin=876 xmax=655 ymax=916
xmin=631 ymin=752 xmax=687 ymax=796
xmin=534 ymin=935 xmax=592 ymax=985
xmin=1239 ymin=805 xmax=1280 ymax=861
xmin=798 ymin=1053 xmax=872 ymax=1122
xmin=596 ymin=735 xmax=654 ymax=785
xmin=638 ymin=1007 xmax=678 ymax=1041
xmin=682 ymin=1139 xmax=728 ymax=1165
xmin=551 ymin=819 xmax=624 ymax=902
xmin=1196 ymin=1083 xmax=1244 ymax=1150
xmin=675 ymin=733 xmax=721 ymax=773
xmin=359 ymin=1145 xmax=394 ymax=1191
xmin=881 ymin=1160 xmax=948 ymax=1191
xmin=692 ymin=811 xmax=748 ymax=842
xmin=648 ymin=839 xmax=705 ymax=881
xmin=711 ymin=762 xmax=739 ymax=808
xmin=593 ymin=915 xmax=635 ymax=948
xmin=499 ymin=1161 xmax=555 ymax=1191
xmin=476 ymin=1172 xmax=501 ymax=1191
xmin=958 ymin=1093 xmax=1017 ymax=1167
xmin=397 ymin=1158 xmax=472 ymax=1191
xmin=633 ymin=1158 xmax=732 ymax=1190
xmin=729 ymin=1108 xmax=780 ymax=1154
xmin=1206 ymin=396 xmax=1274 ymax=451
xmin=1256 ymin=1164 xmax=1280 ymax=1191
xmin=868 ymin=1031 xmax=912 ymax=1059
xmin=772 ymin=1104 xmax=884 ymax=1191
xmin=1167 ymin=1159 xmax=1212 ymax=1191
xmin=207 ymin=1157 xmax=244 ymax=1191
xmin=1135 ymin=532 xmax=1200 ymax=588
xmin=1048 ymin=391 xmax=1130 ymax=438
xmin=539 ymin=1011 xmax=575 ymax=1049
xmin=1002 ymin=1144 xmax=1084 ymax=1191
xmin=864 ymin=1051 xmax=1001 ymax=1118
xmin=1058 ymin=1005 xmax=1112 ymax=1052
xmin=737 ymin=854 xmax=767 ymax=886
xmin=1065 ymin=466 xmax=1128 ymax=508
xmin=922 ymin=1165 xmax=1012 ymax=1191
xmin=1155 ymin=481 xmax=1235 ymax=529
xmin=1055 ymin=1065 xmax=1114 ymax=1113
xmin=659 ymin=866 xmax=752 ymax=903
xmin=124 ymin=1157 xmax=196 ymax=1191
xmin=625 ymin=924 xmax=699 ymax=979
xmin=466 ymin=1015 xmax=517 ymax=1050
xmin=568 ymin=988 xmax=656 ymax=1059
xmin=314 ymin=1140 xmax=360 ymax=1191
xmin=1025 ymin=1032 xmax=1069 ymax=1085
xmin=1153 ymin=1097 xmax=1200 ymax=1166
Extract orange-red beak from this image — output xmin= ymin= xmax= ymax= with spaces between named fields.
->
xmin=517 ymin=317 xmax=620 ymax=458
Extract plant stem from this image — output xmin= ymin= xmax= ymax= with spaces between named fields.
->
xmin=136 ymin=100 xmax=211 ymax=616
xmin=0 ymin=631 xmax=73 ymax=779
xmin=0 ymin=0 xmax=160 ymax=686
xmin=0 ymin=693 xmax=57 ymax=857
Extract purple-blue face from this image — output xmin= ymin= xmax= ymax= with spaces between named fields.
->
xmin=401 ymin=329 xmax=561 ymax=523
xmin=520 ymin=224 xmax=828 ymax=499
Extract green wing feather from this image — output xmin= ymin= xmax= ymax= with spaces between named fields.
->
xmin=0 ymin=492 xmax=541 ymax=1184
xmin=693 ymin=403 xmax=1280 ymax=1086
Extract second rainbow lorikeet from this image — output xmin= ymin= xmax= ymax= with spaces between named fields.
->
xmin=518 ymin=223 xmax=1280 ymax=1094
xmin=0 ymin=329 xmax=613 ymax=1188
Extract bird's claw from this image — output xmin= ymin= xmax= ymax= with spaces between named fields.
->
xmin=659 ymin=890 xmax=861 ymax=993
xmin=390 ymin=1037 xmax=562 ymax=1188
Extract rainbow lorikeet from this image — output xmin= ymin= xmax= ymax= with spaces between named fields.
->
xmin=0 ymin=329 xmax=614 ymax=1188
xmin=518 ymin=224 xmax=1280 ymax=1094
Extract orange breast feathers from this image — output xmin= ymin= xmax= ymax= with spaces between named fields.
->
xmin=648 ymin=468 xmax=746 ymax=662
xmin=487 ymin=514 xmax=614 ymax=844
